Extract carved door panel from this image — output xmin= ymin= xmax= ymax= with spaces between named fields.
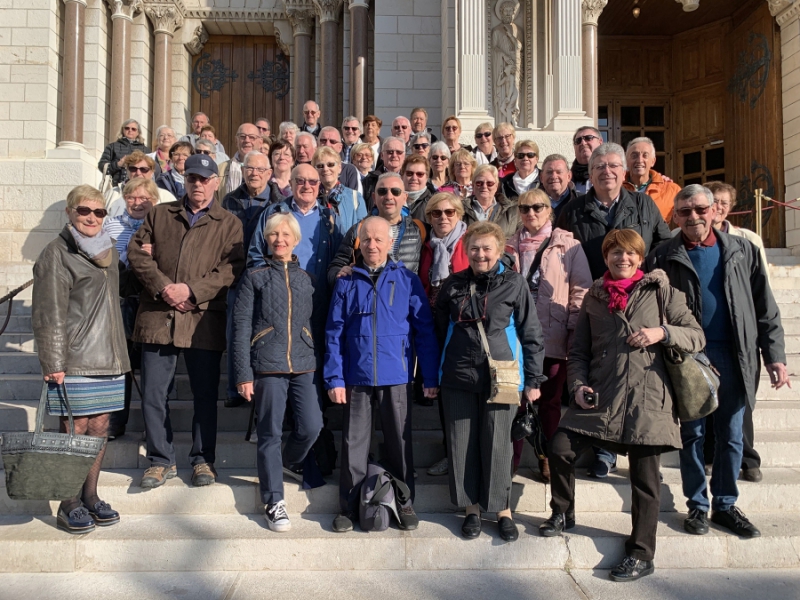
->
xmin=191 ymin=35 xmax=290 ymax=154
xmin=725 ymin=2 xmax=784 ymax=247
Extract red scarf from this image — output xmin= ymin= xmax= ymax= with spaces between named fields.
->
xmin=602 ymin=269 xmax=644 ymax=313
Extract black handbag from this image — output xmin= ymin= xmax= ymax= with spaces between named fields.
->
xmin=511 ymin=401 xmax=548 ymax=460
xmin=1 ymin=383 xmax=104 ymax=501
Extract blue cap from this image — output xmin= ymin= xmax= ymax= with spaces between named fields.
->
xmin=184 ymin=154 xmax=219 ymax=177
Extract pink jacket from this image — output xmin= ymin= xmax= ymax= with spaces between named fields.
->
xmin=506 ymin=227 xmax=593 ymax=359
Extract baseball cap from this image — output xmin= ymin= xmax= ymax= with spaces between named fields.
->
xmin=184 ymin=154 xmax=219 ymax=177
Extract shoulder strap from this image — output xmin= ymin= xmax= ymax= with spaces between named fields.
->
xmin=351 ymin=188 xmax=359 ymax=211
xmin=352 ymin=221 xmax=363 ymax=252
xmin=470 ymin=281 xmax=493 ymax=361
xmin=413 ymin=218 xmax=427 ymax=244
xmin=655 ymin=284 xmax=667 ymax=327
xmin=525 ymin=236 xmax=551 ymax=282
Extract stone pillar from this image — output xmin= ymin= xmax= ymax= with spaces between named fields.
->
xmin=581 ymin=0 xmax=607 ymax=124
xmin=314 ymin=0 xmax=344 ymax=127
xmin=349 ymin=0 xmax=369 ymax=123
xmin=456 ymin=0 xmax=490 ymax=130
xmin=60 ymin=0 xmax=88 ymax=148
xmin=108 ymin=0 xmax=142 ymax=135
xmin=550 ymin=0 xmax=586 ymax=130
xmin=145 ymin=2 xmax=184 ymax=131
xmin=287 ymin=8 xmax=315 ymax=124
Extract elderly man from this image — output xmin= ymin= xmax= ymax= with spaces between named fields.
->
xmin=401 ymin=155 xmax=433 ymax=222
xmin=623 ymin=137 xmax=681 ymax=224
xmin=128 ymin=154 xmax=244 ymax=489
xmin=491 ymin=122 xmax=517 ymax=178
xmin=301 ymin=101 xmax=322 ymax=137
xmin=325 ymin=215 xmax=440 ymax=533
xmin=317 ymin=127 xmax=363 ymax=194
xmin=220 ymin=123 xmax=263 ymax=197
xmin=411 ymin=107 xmax=438 ymax=143
xmin=538 ymin=153 xmax=578 ymax=222
xmin=279 ymin=121 xmax=299 ymax=145
xmin=362 ymin=137 xmax=407 ymax=209
xmin=255 ymin=117 xmax=271 ymax=141
xmin=180 ymin=112 xmax=226 ymax=154
xmin=341 ymin=116 xmax=361 ymax=163
xmin=105 ymin=151 xmax=176 ymax=217
xmin=392 ymin=116 xmax=412 ymax=149
xmin=647 ymin=184 xmax=787 ymax=539
xmin=571 ymin=126 xmax=603 ymax=194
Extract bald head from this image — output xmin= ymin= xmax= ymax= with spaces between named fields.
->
xmin=359 ymin=216 xmax=394 ymax=268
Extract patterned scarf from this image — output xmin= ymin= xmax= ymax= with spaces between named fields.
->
xmin=602 ymin=269 xmax=644 ymax=313
xmin=516 ymin=221 xmax=552 ymax=277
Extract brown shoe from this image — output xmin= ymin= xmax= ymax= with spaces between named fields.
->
xmin=538 ymin=458 xmax=551 ymax=484
xmin=191 ymin=463 xmax=217 ymax=487
xmin=140 ymin=464 xmax=177 ymax=489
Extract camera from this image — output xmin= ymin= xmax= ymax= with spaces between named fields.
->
xmin=583 ymin=392 xmax=598 ymax=407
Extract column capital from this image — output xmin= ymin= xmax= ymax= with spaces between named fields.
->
xmin=581 ymin=0 xmax=608 ymax=27
xmin=144 ymin=1 xmax=185 ymax=36
xmin=108 ymin=0 xmax=143 ymax=21
xmin=62 ymin=0 xmax=88 ymax=7
xmin=286 ymin=7 xmax=316 ymax=36
xmin=313 ymin=0 xmax=343 ymax=24
xmin=770 ymin=0 xmax=800 ymax=26
xmin=348 ymin=0 xmax=369 ymax=9
xmin=185 ymin=24 xmax=208 ymax=56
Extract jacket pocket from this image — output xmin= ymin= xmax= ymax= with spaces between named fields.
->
xmin=389 ymin=282 xmax=396 ymax=306
xmin=251 ymin=326 xmax=274 ymax=346
xmin=401 ymin=338 xmax=407 ymax=371
xmin=301 ymin=327 xmax=315 ymax=348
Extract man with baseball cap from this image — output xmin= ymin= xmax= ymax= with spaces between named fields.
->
xmin=128 ymin=152 xmax=245 ymax=490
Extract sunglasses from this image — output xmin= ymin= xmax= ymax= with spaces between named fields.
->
xmin=429 ymin=208 xmax=457 ymax=218
xmin=186 ymin=174 xmax=216 ymax=184
xmin=315 ymin=162 xmax=338 ymax=169
xmin=457 ymin=292 xmax=487 ymax=324
xmin=377 ymin=187 xmax=403 ymax=197
xmin=256 ymin=126 xmax=270 ymax=132
xmin=123 ymin=126 xmax=138 ymax=131
xmin=127 ymin=166 xmax=151 ymax=174
xmin=519 ymin=204 xmax=548 ymax=214
xmin=474 ymin=180 xmax=496 ymax=188
xmin=475 ymin=132 xmax=492 ymax=139
xmin=319 ymin=138 xmax=341 ymax=145
xmin=195 ymin=150 xmax=214 ymax=156
xmin=294 ymin=177 xmax=320 ymax=187
xmin=444 ymin=126 xmax=459 ymax=132
xmin=384 ymin=149 xmax=405 ymax=156
xmin=431 ymin=155 xmax=448 ymax=161
xmin=405 ymin=171 xmax=427 ymax=178
xmin=343 ymin=126 xmax=360 ymax=132
xmin=516 ymin=152 xmax=537 ymax=160
xmin=72 ymin=206 xmax=108 ymax=218
xmin=574 ymin=134 xmax=600 ymax=145
xmin=412 ymin=143 xmax=430 ymax=150
xmin=675 ymin=205 xmax=712 ymax=218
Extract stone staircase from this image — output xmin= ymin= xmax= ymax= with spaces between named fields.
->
xmin=2 ymin=249 xmax=800 ymax=576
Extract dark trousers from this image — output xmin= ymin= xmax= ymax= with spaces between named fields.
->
xmin=339 ymin=384 xmax=414 ymax=513
xmin=109 ymin=339 xmax=140 ymax=433
xmin=140 ymin=343 xmax=222 ymax=467
xmin=254 ymin=372 xmax=322 ymax=505
xmin=549 ymin=428 xmax=662 ymax=562
xmin=704 ymin=403 xmax=761 ymax=470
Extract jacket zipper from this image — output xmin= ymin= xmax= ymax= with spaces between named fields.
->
xmin=251 ymin=326 xmax=274 ymax=346
xmin=389 ymin=281 xmax=396 ymax=306
xmin=372 ymin=277 xmax=378 ymax=386
xmin=284 ymin=262 xmax=294 ymax=372
xmin=103 ymin=270 xmax=122 ymax=371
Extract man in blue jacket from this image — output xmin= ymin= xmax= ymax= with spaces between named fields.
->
xmin=324 ymin=216 xmax=440 ymax=533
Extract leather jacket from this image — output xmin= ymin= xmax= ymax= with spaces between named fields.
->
xmin=32 ymin=226 xmax=131 ymax=376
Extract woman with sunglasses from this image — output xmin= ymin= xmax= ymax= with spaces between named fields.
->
xmin=472 ymin=122 xmax=497 ymax=166
xmin=505 ymin=189 xmax=592 ymax=482
xmin=500 ymin=140 xmax=540 ymax=202
xmin=313 ymin=146 xmax=367 ymax=233
xmin=440 ymin=149 xmax=477 ymax=199
xmin=98 ymin=119 xmax=147 ymax=186
xmin=155 ymin=141 xmax=193 ymax=200
xmin=32 ymin=185 xmax=131 ymax=534
xmin=462 ymin=164 xmax=521 ymax=239
xmin=429 ymin=142 xmax=452 ymax=190
xmin=441 ymin=116 xmax=472 ymax=153
xmin=104 ymin=151 xmax=176 ymax=218
xmin=409 ymin=131 xmax=432 ymax=159
xmin=434 ymin=220 xmax=545 ymax=542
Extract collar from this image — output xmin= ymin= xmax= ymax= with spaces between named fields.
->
xmin=291 ymin=198 xmax=319 ymax=215
xmin=239 ymin=183 xmax=271 ymax=201
xmin=682 ymin=228 xmax=717 ymax=250
xmin=594 ymin=193 xmax=620 ymax=212
xmin=184 ymin=198 xmax=213 ymax=215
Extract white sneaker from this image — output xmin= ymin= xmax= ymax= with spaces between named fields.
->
xmin=427 ymin=457 xmax=449 ymax=476
xmin=265 ymin=500 xmax=291 ymax=532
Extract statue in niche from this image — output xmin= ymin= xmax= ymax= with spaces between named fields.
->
xmin=492 ymin=0 xmax=522 ymax=126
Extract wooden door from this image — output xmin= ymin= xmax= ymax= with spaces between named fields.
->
xmin=725 ymin=2 xmax=784 ymax=247
xmin=191 ymin=35 xmax=290 ymax=155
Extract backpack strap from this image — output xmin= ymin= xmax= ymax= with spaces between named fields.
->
xmin=412 ymin=218 xmax=427 ymax=244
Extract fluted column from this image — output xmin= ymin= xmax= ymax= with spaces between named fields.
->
xmin=349 ymin=0 xmax=369 ymax=123
xmin=581 ymin=0 xmax=607 ymax=124
xmin=457 ymin=0 xmax=489 ymax=126
xmin=287 ymin=7 xmax=315 ymax=123
xmin=314 ymin=0 xmax=343 ymax=127
xmin=60 ymin=0 xmax=88 ymax=147
xmin=549 ymin=0 xmax=585 ymax=130
xmin=145 ymin=2 xmax=184 ymax=131
xmin=108 ymin=0 xmax=142 ymax=134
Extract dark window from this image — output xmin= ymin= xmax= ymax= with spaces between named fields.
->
xmin=601 ymin=131 xmax=609 ymax=142
xmin=598 ymin=106 xmax=609 ymax=127
xmin=644 ymin=106 xmax=665 ymax=127
xmin=647 ymin=131 xmax=665 ymax=152
xmin=620 ymin=106 xmax=641 ymax=127
xmin=621 ymin=130 xmax=639 ymax=149
xmin=683 ymin=151 xmax=702 ymax=175
xmin=685 ymin=177 xmax=703 ymax=186
xmin=655 ymin=156 xmax=666 ymax=174
xmin=706 ymin=173 xmax=726 ymax=183
xmin=706 ymin=147 xmax=725 ymax=171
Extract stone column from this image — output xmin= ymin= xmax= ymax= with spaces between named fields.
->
xmin=287 ymin=8 xmax=315 ymax=123
xmin=581 ymin=0 xmax=607 ymax=124
xmin=60 ymin=0 xmax=87 ymax=148
xmin=108 ymin=0 xmax=142 ymax=135
xmin=551 ymin=0 xmax=586 ymax=130
xmin=456 ymin=0 xmax=490 ymax=130
xmin=145 ymin=2 xmax=184 ymax=131
xmin=314 ymin=0 xmax=344 ymax=127
xmin=349 ymin=0 xmax=369 ymax=123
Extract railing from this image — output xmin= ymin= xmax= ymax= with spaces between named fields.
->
xmin=0 ymin=279 xmax=33 ymax=336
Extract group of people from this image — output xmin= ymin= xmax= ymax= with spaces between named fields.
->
xmin=31 ymin=108 xmax=788 ymax=583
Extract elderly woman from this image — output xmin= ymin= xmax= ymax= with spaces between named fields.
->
xmin=473 ymin=122 xmax=497 ymax=166
xmin=199 ymin=126 xmax=230 ymax=164
xmin=462 ymin=164 xmax=521 ymax=239
xmin=442 ymin=116 xmax=472 ymax=153
xmin=492 ymin=122 xmax=517 ymax=179
xmin=279 ymin=121 xmax=299 ymax=146
xmin=505 ymin=189 xmax=592 ymax=481
xmin=350 ymin=142 xmax=375 ymax=180
xmin=148 ymin=125 xmax=176 ymax=176
xmin=500 ymin=140 xmax=540 ymax=201
xmin=194 ymin=138 xmax=218 ymax=162
xmin=362 ymin=115 xmax=383 ymax=167
xmin=429 ymin=142 xmax=452 ymax=190
xmin=155 ymin=141 xmax=193 ymax=199
xmin=267 ymin=140 xmax=295 ymax=202
xmin=232 ymin=213 xmax=323 ymax=533
xmin=32 ymin=185 xmax=131 ymax=534
xmin=410 ymin=131 xmax=432 ymax=159
xmin=435 ymin=221 xmax=545 ymax=541
xmin=99 ymin=119 xmax=147 ymax=186
xmin=313 ymin=146 xmax=367 ymax=232
xmin=440 ymin=149 xmax=477 ymax=199
xmin=540 ymin=229 xmax=704 ymax=582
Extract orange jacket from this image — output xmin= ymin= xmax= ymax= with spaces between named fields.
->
xmin=623 ymin=169 xmax=681 ymax=226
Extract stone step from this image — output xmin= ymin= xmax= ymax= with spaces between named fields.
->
xmin=0 ymin=352 xmax=230 ymax=375
xmin=770 ymin=265 xmax=800 ymax=278
xmin=0 ymin=332 xmax=35 ymax=352
xmin=0 ymin=511 xmax=797 ymax=573
xmin=766 ymin=248 xmax=796 ymax=257
xmin=1 ymin=466 xmax=798 ymax=518
xmin=766 ymin=255 xmax=800 ymax=266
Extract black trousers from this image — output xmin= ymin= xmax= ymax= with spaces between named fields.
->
xmin=704 ymin=403 xmax=760 ymax=470
xmin=549 ymin=428 xmax=662 ymax=562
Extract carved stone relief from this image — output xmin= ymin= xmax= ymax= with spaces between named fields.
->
xmin=490 ymin=0 xmax=523 ymax=126
xmin=185 ymin=24 xmax=208 ymax=56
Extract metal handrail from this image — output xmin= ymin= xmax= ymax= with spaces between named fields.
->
xmin=0 ymin=279 xmax=33 ymax=336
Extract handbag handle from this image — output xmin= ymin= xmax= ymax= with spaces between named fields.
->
xmin=35 ymin=381 xmax=76 ymax=436
xmin=655 ymin=285 xmax=667 ymax=327
xmin=469 ymin=281 xmax=494 ymax=362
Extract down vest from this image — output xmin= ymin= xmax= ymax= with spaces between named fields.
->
xmin=231 ymin=258 xmax=317 ymax=385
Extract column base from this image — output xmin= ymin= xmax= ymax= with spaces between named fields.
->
xmin=545 ymin=113 xmax=593 ymax=132
xmin=47 ymin=143 xmax=91 ymax=160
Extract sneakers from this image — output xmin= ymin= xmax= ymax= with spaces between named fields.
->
xmin=140 ymin=464 xmax=177 ymax=489
xmin=85 ymin=500 xmax=120 ymax=526
xmin=282 ymin=463 xmax=304 ymax=483
xmin=191 ymin=463 xmax=217 ymax=487
xmin=397 ymin=505 xmax=419 ymax=530
xmin=56 ymin=505 xmax=95 ymax=535
xmin=587 ymin=460 xmax=617 ymax=478
xmin=609 ymin=556 xmax=654 ymax=582
xmin=683 ymin=508 xmax=709 ymax=535
xmin=426 ymin=457 xmax=449 ymax=477
xmin=740 ymin=467 xmax=763 ymax=482
xmin=333 ymin=511 xmax=356 ymax=533
xmin=538 ymin=511 xmax=576 ymax=537
xmin=265 ymin=500 xmax=291 ymax=532
xmin=711 ymin=506 xmax=761 ymax=537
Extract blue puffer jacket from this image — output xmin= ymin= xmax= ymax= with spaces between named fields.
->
xmin=231 ymin=257 xmax=318 ymax=385
xmin=321 ymin=183 xmax=367 ymax=233
xmin=155 ymin=170 xmax=185 ymax=200
xmin=324 ymin=259 xmax=440 ymax=389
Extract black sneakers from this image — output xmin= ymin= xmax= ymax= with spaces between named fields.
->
xmin=609 ymin=556 xmax=654 ymax=582
xmin=538 ymin=511 xmax=576 ymax=537
xmin=333 ymin=511 xmax=356 ymax=533
xmin=397 ymin=505 xmax=420 ymax=530
xmin=683 ymin=508 xmax=709 ymax=535
xmin=711 ymin=506 xmax=761 ymax=537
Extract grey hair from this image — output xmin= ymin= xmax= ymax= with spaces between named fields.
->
xmin=279 ymin=121 xmax=299 ymax=135
xmin=429 ymin=141 xmax=451 ymax=159
xmin=410 ymin=131 xmax=431 ymax=145
xmin=243 ymin=150 xmax=269 ymax=167
xmin=574 ymin=125 xmax=601 ymax=139
xmin=377 ymin=171 xmax=404 ymax=188
xmin=357 ymin=216 xmax=393 ymax=241
xmin=589 ymin=142 xmax=626 ymax=170
xmin=341 ymin=115 xmax=361 ymax=129
xmin=382 ymin=136 xmax=406 ymax=152
xmin=195 ymin=138 xmax=216 ymax=153
xmin=155 ymin=125 xmax=175 ymax=139
xmin=541 ymin=153 xmax=570 ymax=170
xmin=674 ymin=184 xmax=714 ymax=207
xmin=119 ymin=118 xmax=144 ymax=144
xmin=255 ymin=117 xmax=270 ymax=127
xmin=296 ymin=132 xmax=317 ymax=147
xmin=626 ymin=136 xmax=656 ymax=154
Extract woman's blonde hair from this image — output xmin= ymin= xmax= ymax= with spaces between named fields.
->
xmin=514 ymin=139 xmax=540 ymax=157
xmin=312 ymin=146 xmax=341 ymax=166
xmin=66 ymin=184 xmax=105 ymax=209
xmin=448 ymin=148 xmax=477 ymax=180
xmin=122 ymin=178 xmax=160 ymax=202
xmin=463 ymin=221 xmax=505 ymax=252
xmin=518 ymin=189 xmax=553 ymax=223
xmin=350 ymin=142 xmax=374 ymax=161
xmin=601 ymin=229 xmax=646 ymax=261
xmin=472 ymin=163 xmax=499 ymax=184
xmin=264 ymin=212 xmax=302 ymax=245
xmin=425 ymin=192 xmax=465 ymax=219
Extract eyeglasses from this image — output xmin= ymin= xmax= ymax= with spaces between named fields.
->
xmin=592 ymin=163 xmax=623 ymax=172
xmin=574 ymin=134 xmax=600 ymax=145
xmin=675 ymin=205 xmax=712 ymax=218
xmin=72 ymin=206 xmax=108 ymax=218
xmin=431 ymin=155 xmax=448 ymax=161
xmin=319 ymin=138 xmax=341 ymax=145
xmin=315 ymin=162 xmax=338 ymax=170
xmin=124 ymin=195 xmax=153 ymax=203
xmin=186 ymin=174 xmax=217 ymax=184
xmin=127 ymin=166 xmax=151 ymax=174
xmin=195 ymin=150 xmax=214 ymax=156
xmin=519 ymin=204 xmax=548 ymax=214
xmin=457 ymin=292 xmax=487 ymax=324
xmin=475 ymin=132 xmax=492 ymax=139
xmin=429 ymin=208 xmax=457 ymax=218
xmin=453 ymin=162 xmax=471 ymax=169
xmin=123 ymin=126 xmax=138 ymax=131
xmin=516 ymin=152 xmax=537 ymax=160
xmin=404 ymin=171 xmax=427 ymax=178
xmin=294 ymin=177 xmax=320 ymax=187
xmin=377 ymin=187 xmax=403 ymax=197
xmin=412 ymin=143 xmax=430 ymax=150
xmin=343 ymin=126 xmax=360 ymax=132
xmin=237 ymin=134 xmax=259 ymax=141
xmin=393 ymin=125 xmax=409 ymax=130
xmin=473 ymin=180 xmax=496 ymax=188
xmin=444 ymin=126 xmax=459 ymax=132
xmin=303 ymin=110 xmax=318 ymax=115
xmin=384 ymin=149 xmax=405 ymax=156
xmin=495 ymin=134 xmax=513 ymax=142
xmin=244 ymin=166 xmax=270 ymax=174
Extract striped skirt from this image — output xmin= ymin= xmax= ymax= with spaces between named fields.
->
xmin=46 ymin=375 xmax=125 ymax=417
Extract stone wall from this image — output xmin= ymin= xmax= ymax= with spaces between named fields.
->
xmin=84 ymin=0 xmax=113 ymax=158
xmin=130 ymin=10 xmax=154 ymax=143
xmin=783 ymin=8 xmax=800 ymax=251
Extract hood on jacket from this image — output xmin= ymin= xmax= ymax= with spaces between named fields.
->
xmin=587 ymin=268 xmax=671 ymax=303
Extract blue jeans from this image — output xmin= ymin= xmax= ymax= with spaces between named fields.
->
xmin=679 ymin=342 xmax=746 ymax=512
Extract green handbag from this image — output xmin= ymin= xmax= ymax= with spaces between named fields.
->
xmin=1 ymin=383 xmax=104 ymax=501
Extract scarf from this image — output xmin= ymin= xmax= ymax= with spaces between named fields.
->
xmin=407 ymin=188 xmax=427 ymax=202
xmin=171 ymin=170 xmax=184 ymax=185
xmin=602 ymin=269 xmax=644 ymax=313
xmin=226 ymin=154 xmax=244 ymax=194
xmin=512 ymin=168 xmax=539 ymax=194
xmin=571 ymin=159 xmax=589 ymax=184
xmin=155 ymin=149 xmax=170 ymax=172
xmin=68 ymin=223 xmax=114 ymax=267
xmin=516 ymin=221 xmax=552 ymax=277
xmin=429 ymin=220 xmax=467 ymax=286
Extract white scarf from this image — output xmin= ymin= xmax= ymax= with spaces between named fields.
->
xmin=513 ymin=168 xmax=539 ymax=194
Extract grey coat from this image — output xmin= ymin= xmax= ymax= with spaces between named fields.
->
xmin=646 ymin=231 xmax=786 ymax=410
